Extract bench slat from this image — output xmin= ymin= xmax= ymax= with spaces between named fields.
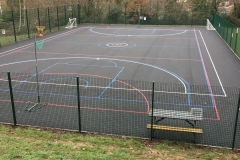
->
xmin=147 ymin=124 xmax=203 ymax=134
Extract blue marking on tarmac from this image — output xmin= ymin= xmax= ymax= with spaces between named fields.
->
xmin=98 ymin=67 xmax=125 ymax=98
xmin=151 ymin=29 xmax=157 ymax=34
xmin=12 ymin=64 xmax=57 ymax=89
xmin=114 ymin=28 xmax=120 ymax=34
xmin=193 ymin=29 xmax=214 ymax=108
xmin=5 ymin=89 xmax=213 ymax=108
xmin=65 ymin=59 xmax=118 ymax=67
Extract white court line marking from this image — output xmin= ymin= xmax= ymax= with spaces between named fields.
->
xmin=0 ymin=79 xmax=226 ymax=97
xmin=0 ymin=27 xmax=89 ymax=56
xmin=95 ymin=27 xmax=199 ymax=32
xmin=0 ymin=57 xmax=187 ymax=94
xmin=89 ymin=27 xmax=188 ymax=37
xmin=198 ymin=30 xmax=227 ymax=97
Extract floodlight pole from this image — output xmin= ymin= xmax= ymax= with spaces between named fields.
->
xmin=34 ymin=35 xmax=40 ymax=104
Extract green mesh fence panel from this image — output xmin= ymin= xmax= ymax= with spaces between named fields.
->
xmin=213 ymin=14 xmax=240 ymax=58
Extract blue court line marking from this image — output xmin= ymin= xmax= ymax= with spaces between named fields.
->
xmin=12 ymin=64 xmax=57 ymax=89
xmin=12 ymin=59 xmax=121 ymax=89
xmin=114 ymin=28 xmax=121 ymax=34
xmin=2 ymin=57 xmax=192 ymax=107
xmin=65 ymin=59 xmax=118 ymax=67
xmin=193 ymin=29 xmax=214 ymax=108
xmin=4 ymin=89 xmax=213 ymax=108
xmin=151 ymin=29 xmax=157 ymax=34
xmin=40 ymin=77 xmax=89 ymax=89
xmin=98 ymin=67 xmax=125 ymax=98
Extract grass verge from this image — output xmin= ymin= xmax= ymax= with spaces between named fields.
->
xmin=0 ymin=124 xmax=240 ymax=159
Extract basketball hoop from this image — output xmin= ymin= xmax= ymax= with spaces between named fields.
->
xmin=36 ymin=26 xmax=45 ymax=37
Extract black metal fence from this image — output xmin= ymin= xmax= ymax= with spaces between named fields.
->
xmin=0 ymin=72 xmax=240 ymax=149
xmin=0 ymin=3 xmax=211 ymax=46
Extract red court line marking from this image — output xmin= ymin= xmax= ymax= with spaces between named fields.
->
xmin=43 ymin=72 xmax=150 ymax=114
xmin=194 ymin=28 xmax=220 ymax=121
xmin=16 ymin=50 xmax=201 ymax=62
xmin=0 ymin=99 xmax=217 ymax=120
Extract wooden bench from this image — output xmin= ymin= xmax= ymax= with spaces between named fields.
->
xmin=147 ymin=108 xmax=203 ymax=141
xmin=147 ymin=124 xmax=203 ymax=134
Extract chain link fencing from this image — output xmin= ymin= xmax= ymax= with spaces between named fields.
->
xmin=0 ymin=72 xmax=240 ymax=149
xmin=0 ymin=3 xmax=212 ymax=46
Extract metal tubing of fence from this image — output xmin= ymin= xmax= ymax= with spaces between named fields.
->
xmin=78 ymin=4 xmax=80 ymax=24
xmin=47 ymin=7 xmax=51 ymax=32
xmin=77 ymin=77 xmax=81 ymax=132
xmin=230 ymin=26 xmax=233 ymax=47
xmin=57 ymin=6 xmax=59 ymax=30
xmin=64 ymin=6 xmax=67 ymax=24
xmin=7 ymin=72 xmax=17 ymax=126
xmin=37 ymin=8 xmax=40 ymax=26
xmin=25 ymin=9 xmax=30 ymax=38
xmin=235 ymin=29 xmax=239 ymax=53
xmin=108 ymin=4 xmax=110 ymax=25
xmin=232 ymin=89 xmax=240 ymax=150
xmin=150 ymin=81 xmax=155 ymax=141
xmin=11 ymin=11 xmax=17 ymax=42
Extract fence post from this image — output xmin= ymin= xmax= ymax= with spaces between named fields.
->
xmin=37 ymin=8 xmax=40 ymax=26
xmin=47 ymin=7 xmax=51 ymax=32
xmin=76 ymin=77 xmax=81 ymax=132
xmin=235 ymin=28 xmax=238 ymax=53
xmin=78 ymin=4 xmax=80 ymax=24
xmin=25 ymin=9 xmax=30 ymax=38
xmin=7 ymin=72 xmax=17 ymax=126
xmin=150 ymin=81 xmax=155 ymax=141
xmin=57 ymin=6 xmax=59 ymax=30
xmin=230 ymin=26 xmax=233 ymax=47
xmin=72 ymin=5 xmax=74 ymax=18
xmin=64 ymin=6 xmax=67 ymax=24
xmin=11 ymin=10 xmax=17 ymax=42
xmin=232 ymin=89 xmax=240 ymax=150
xmin=109 ymin=4 xmax=110 ymax=25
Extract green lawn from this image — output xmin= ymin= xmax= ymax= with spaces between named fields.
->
xmin=0 ymin=124 xmax=239 ymax=160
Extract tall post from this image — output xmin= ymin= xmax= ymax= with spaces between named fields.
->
xmin=37 ymin=8 xmax=40 ymax=26
xmin=235 ymin=28 xmax=238 ymax=53
xmin=47 ymin=7 xmax=51 ymax=32
xmin=72 ymin=5 xmax=74 ymax=18
xmin=77 ymin=77 xmax=81 ymax=132
xmin=25 ymin=9 xmax=30 ymax=38
xmin=11 ymin=10 xmax=17 ymax=42
xmin=34 ymin=35 xmax=40 ymax=103
xmin=7 ymin=72 xmax=17 ymax=126
xmin=138 ymin=5 xmax=140 ymax=28
xmin=230 ymin=26 xmax=233 ymax=47
xmin=78 ymin=4 xmax=80 ymax=24
xmin=124 ymin=3 xmax=127 ymax=25
xmin=232 ymin=89 xmax=240 ymax=150
xmin=156 ymin=0 xmax=158 ymax=26
xmin=64 ymin=6 xmax=67 ymax=24
xmin=151 ymin=81 xmax=155 ymax=141
xmin=108 ymin=4 xmax=110 ymax=25
xmin=57 ymin=6 xmax=59 ymax=30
